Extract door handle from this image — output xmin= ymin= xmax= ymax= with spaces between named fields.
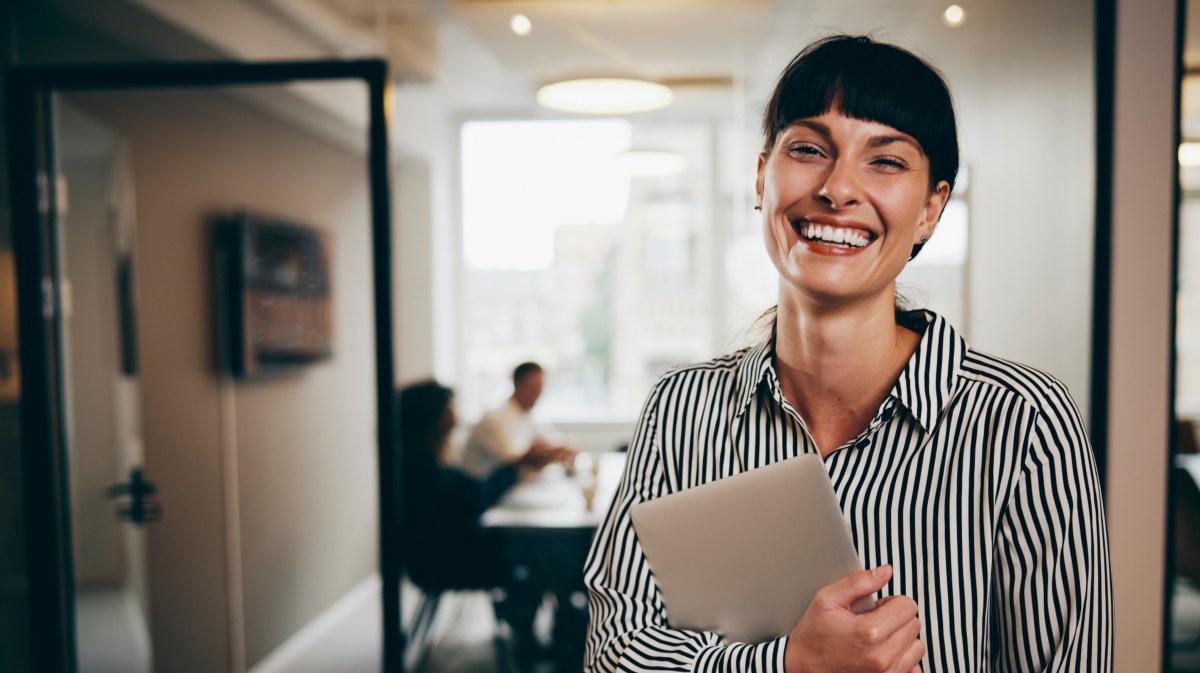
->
xmin=107 ymin=468 xmax=162 ymax=526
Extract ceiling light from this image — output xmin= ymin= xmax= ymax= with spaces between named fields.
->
xmin=537 ymin=78 xmax=674 ymax=115
xmin=510 ymin=14 xmax=532 ymax=37
xmin=1180 ymin=142 xmax=1200 ymax=167
xmin=609 ymin=150 xmax=687 ymax=177
xmin=943 ymin=5 xmax=967 ymax=27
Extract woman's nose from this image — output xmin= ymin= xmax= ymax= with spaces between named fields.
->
xmin=816 ymin=161 xmax=861 ymax=209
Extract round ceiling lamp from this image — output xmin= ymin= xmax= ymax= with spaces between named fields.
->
xmin=510 ymin=14 xmax=532 ymax=36
xmin=537 ymin=77 xmax=674 ymax=115
xmin=942 ymin=4 xmax=967 ymax=27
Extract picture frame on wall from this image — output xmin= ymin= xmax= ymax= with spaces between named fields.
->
xmin=213 ymin=210 xmax=333 ymax=379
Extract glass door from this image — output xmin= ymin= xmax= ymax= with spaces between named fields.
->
xmin=1170 ymin=0 xmax=1200 ymax=667
xmin=8 ymin=62 xmax=398 ymax=673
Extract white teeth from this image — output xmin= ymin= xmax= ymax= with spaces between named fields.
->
xmin=798 ymin=222 xmax=872 ymax=248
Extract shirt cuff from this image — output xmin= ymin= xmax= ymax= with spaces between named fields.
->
xmin=692 ymin=636 xmax=788 ymax=673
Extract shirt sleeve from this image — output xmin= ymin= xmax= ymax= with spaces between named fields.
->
xmin=991 ymin=379 xmax=1114 ymax=672
xmin=463 ymin=413 xmax=517 ymax=476
xmin=582 ymin=379 xmax=790 ymax=673
xmin=430 ymin=464 xmax=519 ymax=525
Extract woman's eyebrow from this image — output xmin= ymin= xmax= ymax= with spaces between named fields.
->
xmin=790 ymin=123 xmax=923 ymax=154
xmin=868 ymin=135 xmax=923 ymax=153
xmin=791 ymin=120 xmax=831 ymax=139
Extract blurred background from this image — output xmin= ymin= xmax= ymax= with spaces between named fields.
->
xmin=0 ymin=0 xmax=1189 ymax=671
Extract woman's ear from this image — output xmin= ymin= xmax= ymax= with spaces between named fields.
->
xmin=917 ymin=180 xmax=951 ymax=243
xmin=755 ymin=154 xmax=766 ymax=210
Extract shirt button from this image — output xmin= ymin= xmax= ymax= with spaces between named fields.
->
xmin=854 ymin=438 xmax=870 ymax=449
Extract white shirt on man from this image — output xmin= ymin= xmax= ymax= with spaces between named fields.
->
xmin=462 ymin=398 xmax=549 ymax=477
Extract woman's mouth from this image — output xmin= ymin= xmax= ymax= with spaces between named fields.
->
xmin=792 ymin=221 xmax=875 ymax=249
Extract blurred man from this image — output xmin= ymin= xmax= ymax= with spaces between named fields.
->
xmin=463 ymin=362 xmax=569 ymax=477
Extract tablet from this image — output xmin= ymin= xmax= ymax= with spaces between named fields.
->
xmin=630 ymin=454 xmax=872 ymax=644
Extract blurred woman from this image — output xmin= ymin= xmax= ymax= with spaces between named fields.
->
xmin=398 ymin=379 xmax=565 ymax=590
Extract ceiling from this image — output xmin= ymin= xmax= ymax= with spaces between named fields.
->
xmin=56 ymin=0 xmax=1197 ymax=142
xmin=313 ymin=0 xmax=991 ymax=94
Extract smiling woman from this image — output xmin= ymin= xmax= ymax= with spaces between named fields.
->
xmin=757 ymin=112 xmax=950 ymax=309
xmin=583 ymin=35 xmax=1112 ymax=673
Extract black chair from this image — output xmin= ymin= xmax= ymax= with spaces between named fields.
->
xmin=403 ymin=580 xmax=514 ymax=673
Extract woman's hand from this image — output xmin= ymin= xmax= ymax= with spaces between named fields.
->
xmin=784 ymin=565 xmax=924 ymax=673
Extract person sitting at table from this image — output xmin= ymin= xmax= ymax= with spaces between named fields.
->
xmin=462 ymin=362 xmax=574 ymax=478
xmin=398 ymin=378 xmax=570 ymax=591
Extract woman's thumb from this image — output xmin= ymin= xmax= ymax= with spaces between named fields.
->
xmin=822 ymin=565 xmax=891 ymax=608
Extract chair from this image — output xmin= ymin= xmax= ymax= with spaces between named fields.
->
xmin=403 ymin=581 xmax=514 ymax=673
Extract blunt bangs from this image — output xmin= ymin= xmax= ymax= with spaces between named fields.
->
xmin=762 ymin=35 xmax=959 ymax=192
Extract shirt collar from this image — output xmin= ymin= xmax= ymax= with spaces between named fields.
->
xmin=888 ymin=310 xmax=967 ymax=434
xmin=731 ymin=338 xmax=774 ymax=419
xmin=730 ymin=310 xmax=967 ymax=434
xmin=504 ymin=397 xmax=531 ymax=417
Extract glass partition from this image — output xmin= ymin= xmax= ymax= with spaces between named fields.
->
xmin=1170 ymin=2 xmax=1200 ymax=664
xmin=9 ymin=64 xmax=397 ymax=673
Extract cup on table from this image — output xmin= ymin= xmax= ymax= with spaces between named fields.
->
xmin=574 ymin=452 xmax=599 ymax=511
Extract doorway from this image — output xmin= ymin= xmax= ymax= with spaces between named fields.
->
xmin=8 ymin=62 xmax=399 ymax=673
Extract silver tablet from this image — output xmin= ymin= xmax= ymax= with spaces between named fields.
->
xmin=630 ymin=454 xmax=872 ymax=645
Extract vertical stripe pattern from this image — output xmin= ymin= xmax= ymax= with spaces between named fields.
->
xmin=583 ymin=311 xmax=1112 ymax=673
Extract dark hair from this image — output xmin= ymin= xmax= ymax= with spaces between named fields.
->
xmin=396 ymin=379 xmax=454 ymax=470
xmin=762 ymin=35 xmax=960 ymax=259
xmin=512 ymin=361 xmax=543 ymax=384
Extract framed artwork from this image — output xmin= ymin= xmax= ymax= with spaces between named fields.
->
xmin=214 ymin=210 xmax=332 ymax=379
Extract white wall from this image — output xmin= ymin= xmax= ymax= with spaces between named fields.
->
xmin=69 ymin=80 xmax=380 ymax=671
xmin=394 ymin=156 xmax=435 ymax=384
xmin=951 ymin=0 xmax=1095 ymax=417
xmin=390 ymin=18 xmax=547 ymax=386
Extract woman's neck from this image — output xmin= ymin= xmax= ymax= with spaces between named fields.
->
xmin=773 ymin=288 xmax=920 ymax=456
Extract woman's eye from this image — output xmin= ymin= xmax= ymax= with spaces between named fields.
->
xmin=872 ymin=157 xmax=909 ymax=170
xmin=787 ymin=143 xmax=824 ymax=157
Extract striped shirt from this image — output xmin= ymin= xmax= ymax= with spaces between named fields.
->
xmin=583 ymin=311 xmax=1112 ymax=673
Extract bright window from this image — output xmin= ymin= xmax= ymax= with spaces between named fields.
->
xmin=458 ymin=119 xmax=969 ymax=422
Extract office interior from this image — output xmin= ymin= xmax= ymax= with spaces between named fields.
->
xmin=0 ymin=0 xmax=1189 ymax=671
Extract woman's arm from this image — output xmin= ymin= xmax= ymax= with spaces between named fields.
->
xmin=477 ymin=464 xmax=521 ymax=510
xmin=425 ymin=465 xmax=519 ymax=524
xmin=992 ymin=379 xmax=1113 ymax=672
xmin=582 ymin=380 xmax=789 ymax=673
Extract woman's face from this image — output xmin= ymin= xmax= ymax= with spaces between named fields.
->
xmin=756 ymin=110 xmax=950 ymax=309
xmin=434 ymin=399 xmax=457 ymax=463
xmin=440 ymin=400 xmax=458 ymax=435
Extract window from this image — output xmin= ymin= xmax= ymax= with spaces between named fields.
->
xmin=459 ymin=119 xmax=969 ymax=422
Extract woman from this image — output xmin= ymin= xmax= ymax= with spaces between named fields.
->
xmin=399 ymin=380 xmax=566 ymax=590
xmin=582 ymin=36 xmax=1112 ymax=673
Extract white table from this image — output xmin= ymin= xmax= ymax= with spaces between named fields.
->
xmin=481 ymin=452 xmax=626 ymax=530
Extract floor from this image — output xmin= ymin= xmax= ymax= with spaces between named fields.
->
xmin=412 ymin=588 xmax=507 ymax=673
xmin=74 ymin=579 xmax=525 ymax=673
xmin=251 ymin=578 xmax=507 ymax=673
xmin=76 ymin=587 xmax=151 ymax=673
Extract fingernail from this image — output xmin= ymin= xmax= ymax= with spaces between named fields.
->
xmin=874 ymin=564 xmax=891 ymax=579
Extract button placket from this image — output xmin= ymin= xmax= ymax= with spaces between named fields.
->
xmin=766 ymin=373 xmax=818 ymax=457
xmin=848 ymin=398 xmax=901 ymax=451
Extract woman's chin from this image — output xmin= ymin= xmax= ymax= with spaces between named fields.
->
xmin=779 ymin=274 xmax=893 ymax=310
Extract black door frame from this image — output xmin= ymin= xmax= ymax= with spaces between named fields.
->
xmin=5 ymin=60 xmax=400 ymax=673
